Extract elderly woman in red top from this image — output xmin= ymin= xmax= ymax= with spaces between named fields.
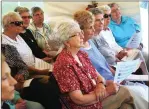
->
xmin=53 ymin=20 xmax=135 ymax=109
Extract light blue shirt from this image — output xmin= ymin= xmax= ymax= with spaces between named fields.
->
xmin=109 ymin=16 xmax=141 ymax=47
xmin=92 ymin=34 xmax=117 ymax=65
xmin=81 ymin=40 xmax=114 ymax=80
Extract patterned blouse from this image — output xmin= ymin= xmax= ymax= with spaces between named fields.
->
xmin=1 ymin=44 xmax=29 ymax=80
xmin=53 ymin=49 xmax=102 ymax=109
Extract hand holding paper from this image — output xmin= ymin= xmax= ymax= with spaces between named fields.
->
xmin=114 ymin=59 xmax=141 ymax=83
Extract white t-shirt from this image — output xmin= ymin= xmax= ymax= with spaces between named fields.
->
xmin=100 ymin=28 xmax=123 ymax=54
xmin=2 ymin=34 xmax=35 ymax=66
xmin=37 ymin=27 xmax=44 ymax=35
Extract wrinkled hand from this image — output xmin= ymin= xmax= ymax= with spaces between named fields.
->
xmin=43 ymin=50 xmax=57 ymax=57
xmin=106 ymin=80 xmax=119 ymax=95
xmin=39 ymin=69 xmax=50 ymax=75
xmin=14 ymin=74 xmax=25 ymax=82
xmin=43 ymin=50 xmax=50 ymax=56
xmin=16 ymin=98 xmax=24 ymax=103
xmin=120 ymin=80 xmax=126 ymax=85
xmin=15 ymin=99 xmax=26 ymax=109
xmin=116 ymin=58 xmax=121 ymax=62
xmin=42 ymin=57 xmax=53 ymax=63
xmin=116 ymin=50 xmax=128 ymax=60
xmin=14 ymin=74 xmax=24 ymax=91
xmin=94 ymin=83 xmax=106 ymax=101
xmin=125 ymin=48 xmax=132 ymax=51
xmin=97 ymin=75 xmax=105 ymax=84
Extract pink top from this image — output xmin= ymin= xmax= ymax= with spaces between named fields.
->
xmin=53 ymin=49 xmax=102 ymax=109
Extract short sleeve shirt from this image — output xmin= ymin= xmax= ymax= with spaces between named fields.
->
xmin=81 ymin=40 xmax=114 ymax=80
xmin=109 ymin=16 xmax=141 ymax=47
xmin=53 ymin=49 xmax=102 ymax=109
xmin=2 ymin=34 xmax=35 ymax=67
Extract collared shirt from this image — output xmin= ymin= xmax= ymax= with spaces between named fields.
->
xmin=29 ymin=22 xmax=52 ymax=50
xmin=109 ymin=16 xmax=141 ymax=47
xmin=81 ymin=40 xmax=114 ymax=80
xmin=100 ymin=28 xmax=123 ymax=53
xmin=53 ymin=49 xmax=102 ymax=109
xmin=92 ymin=33 xmax=117 ymax=66
xmin=2 ymin=34 xmax=35 ymax=67
xmin=29 ymin=22 xmax=61 ymax=52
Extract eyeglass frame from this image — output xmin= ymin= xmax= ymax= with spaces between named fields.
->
xmin=69 ymin=31 xmax=84 ymax=39
xmin=95 ymin=18 xmax=104 ymax=22
xmin=21 ymin=16 xmax=32 ymax=19
xmin=111 ymin=7 xmax=121 ymax=14
xmin=103 ymin=14 xmax=111 ymax=18
xmin=9 ymin=21 xmax=23 ymax=26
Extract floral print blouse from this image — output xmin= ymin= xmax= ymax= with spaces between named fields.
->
xmin=53 ymin=49 xmax=102 ymax=109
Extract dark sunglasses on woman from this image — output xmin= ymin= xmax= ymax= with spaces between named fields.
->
xmin=22 ymin=16 xmax=32 ymax=19
xmin=10 ymin=21 xmax=23 ymax=26
xmin=104 ymin=14 xmax=111 ymax=18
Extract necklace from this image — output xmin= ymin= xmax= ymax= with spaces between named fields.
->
xmin=74 ymin=55 xmax=97 ymax=86
xmin=74 ymin=55 xmax=83 ymax=67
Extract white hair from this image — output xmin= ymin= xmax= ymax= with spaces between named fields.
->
xmin=53 ymin=19 xmax=81 ymax=45
xmin=53 ymin=19 xmax=81 ymax=54
xmin=97 ymin=5 xmax=111 ymax=14
xmin=2 ymin=12 xmax=22 ymax=30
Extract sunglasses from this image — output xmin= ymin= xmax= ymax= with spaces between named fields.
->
xmin=104 ymin=14 xmax=111 ymax=18
xmin=10 ymin=21 xmax=23 ymax=26
xmin=22 ymin=16 xmax=32 ymax=19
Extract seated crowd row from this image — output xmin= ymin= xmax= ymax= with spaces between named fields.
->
xmin=1 ymin=3 xmax=149 ymax=109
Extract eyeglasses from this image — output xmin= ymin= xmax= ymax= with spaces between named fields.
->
xmin=10 ymin=21 xmax=23 ymax=26
xmin=33 ymin=12 xmax=44 ymax=17
xmin=104 ymin=14 xmax=111 ymax=18
xmin=95 ymin=18 xmax=104 ymax=22
xmin=111 ymin=8 xmax=120 ymax=14
xmin=22 ymin=16 xmax=32 ymax=19
xmin=70 ymin=31 xmax=84 ymax=38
